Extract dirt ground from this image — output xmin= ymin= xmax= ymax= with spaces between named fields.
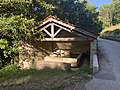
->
xmin=64 ymin=77 xmax=91 ymax=90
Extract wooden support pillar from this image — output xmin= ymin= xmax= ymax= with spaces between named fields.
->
xmin=51 ymin=23 xmax=54 ymax=38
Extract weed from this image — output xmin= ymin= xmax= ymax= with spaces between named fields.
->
xmin=0 ymin=64 xmax=92 ymax=90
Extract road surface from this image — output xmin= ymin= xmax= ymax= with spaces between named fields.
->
xmin=85 ymin=38 xmax=120 ymax=90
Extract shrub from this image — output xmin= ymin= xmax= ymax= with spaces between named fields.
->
xmin=0 ymin=64 xmax=20 ymax=77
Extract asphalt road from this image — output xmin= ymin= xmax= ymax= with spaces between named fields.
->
xmin=85 ymin=38 xmax=120 ymax=90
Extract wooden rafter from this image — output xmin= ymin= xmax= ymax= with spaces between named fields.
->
xmin=54 ymin=23 xmax=71 ymax=32
xmin=75 ymin=28 xmax=97 ymax=39
xmin=51 ymin=19 xmax=75 ymax=30
xmin=43 ymin=29 xmax=52 ymax=37
xmin=38 ymin=18 xmax=53 ymax=27
xmin=40 ymin=23 xmax=51 ymax=31
xmin=54 ymin=28 xmax=62 ymax=37
xmin=39 ymin=21 xmax=95 ymax=40
xmin=37 ymin=15 xmax=75 ymax=30
xmin=51 ymin=23 xmax=54 ymax=38
xmin=72 ymin=31 xmax=87 ymax=38
xmin=37 ymin=15 xmax=97 ymax=40
xmin=40 ymin=22 xmax=72 ymax=38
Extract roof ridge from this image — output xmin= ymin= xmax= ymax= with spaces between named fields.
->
xmin=38 ymin=15 xmax=75 ymax=27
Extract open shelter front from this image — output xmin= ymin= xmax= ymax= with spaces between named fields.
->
xmin=19 ymin=15 xmax=97 ymax=69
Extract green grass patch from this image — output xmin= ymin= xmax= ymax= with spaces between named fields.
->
xmin=0 ymin=64 xmax=92 ymax=90
xmin=100 ymin=24 xmax=120 ymax=42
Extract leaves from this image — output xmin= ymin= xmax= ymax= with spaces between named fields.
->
xmin=52 ymin=0 xmax=102 ymax=33
xmin=0 ymin=39 xmax=8 ymax=49
xmin=0 ymin=15 xmax=44 ymax=67
xmin=99 ymin=0 xmax=120 ymax=28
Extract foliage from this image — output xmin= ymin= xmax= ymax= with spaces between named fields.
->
xmin=0 ymin=64 xmax=20 ymax=77
xmin=51 ymin=0 xmax=102 ymax=33
xmin=112 ymin=0 xmax=120 ymax=25
xmin=0 ymin=0 xmax=53 ymax=68
xmin=102 ymin=29 xmax=120 ymax=37
xmin=99 ymin=0 xmax=120 ymax=28
xmin=0 ymin=15 xmax=45 ymax=68
xmin=99 ymin=4 xmax=113 ymax=28
xmin=100 ymin=24 xmax=120 ymax=41
xmin=0 ymin=65 xmax=92 ymax=89
xmin=0 ymin=0 xmax=55 ymax=19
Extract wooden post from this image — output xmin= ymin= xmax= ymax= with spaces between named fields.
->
xmin=54 ymin=28 xmax=62 ymax=37
xmin=51 ymin=23 xmax=54 ymax=38
xmin=44 ymin=29 xmax=52 ymax=37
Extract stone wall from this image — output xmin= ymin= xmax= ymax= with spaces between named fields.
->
xmin=90 ymin=40 xmax=99 ymax=73
xmin=21 ymin=60 xmax=71 ymax=70
xmin=44 ymin=56 xmax=78 ymax=67
xmin=90 ymin=40 xmax=97 ymax=68
xmin=19 ymin=41 xmax=50 ymax=68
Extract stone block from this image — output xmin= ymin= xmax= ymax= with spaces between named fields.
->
xmin=22 ymin=60 xmax=71 ymax=71
xmin=44 ymin=56 xmax=77 ymax=67
xmin=93 ymin=55 xmax=99 ymax=73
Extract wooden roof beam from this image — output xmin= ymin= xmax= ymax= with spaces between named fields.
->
xmin=75 ymin=28 xmax=97 ymax=38
xmin=43 ymin=29 xmax=52 ymax=37
xmin=54 ymin=23 xmax=71 ymax=33
xmin=54 ymin=28 xmax=62 ymax=37
xmin=51 ymin=19 xmax=75 ymax=30
xmin=42 ymin=37 xmax=87 ymax=41
xmin=39 ymin=23 xmax=52 ymax=31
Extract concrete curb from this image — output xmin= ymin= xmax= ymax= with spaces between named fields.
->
xmin=93 ymin=54 xmax=99 ymax=73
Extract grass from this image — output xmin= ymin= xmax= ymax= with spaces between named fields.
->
xmin=100 ymin=24 xmax=120 ymax=42
xmin=101 ymin=24 xmax=120 ymax=34
xmin=0 ymin=64 xmax=92 ymax=90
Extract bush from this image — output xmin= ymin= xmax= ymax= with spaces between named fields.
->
xmin=101 ymin=29 xmax=120 ymax=41
xmin=0 ymin=64 xmax=20 ymax=77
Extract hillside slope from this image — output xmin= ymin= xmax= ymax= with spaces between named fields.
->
xmin=101 ymin=24 xmax=120 ymax=35
xmin=100 ymin=24 xmax=120 ymax=41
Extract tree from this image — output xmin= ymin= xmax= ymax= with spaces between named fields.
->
xmin=112 ymin=0 xmax=120 ymax=25
xmin=52 ymin=0 xmax=102 ymax=33
xmin=99 ymin=4 xmax=112 ymax=28
xmin=0 ymin=16 xmax=34 ymax=68
xmin=99 ymin=0 xmax=120 ymax=28
xmin=0 ymin=0 xmax=52 ymax=68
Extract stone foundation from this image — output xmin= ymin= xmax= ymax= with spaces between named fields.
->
xmin=21 ymin=60 xmax=71 ymax=71
xmin=90 ymin=40 xmax=99 ymax=73
xmin=19 ymin=41 xmax=50 ymax=68
xmin=44 ymin=56 xmax=78 ymax=67
xmin=19 ymin=40 xmax=91 ymax=70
